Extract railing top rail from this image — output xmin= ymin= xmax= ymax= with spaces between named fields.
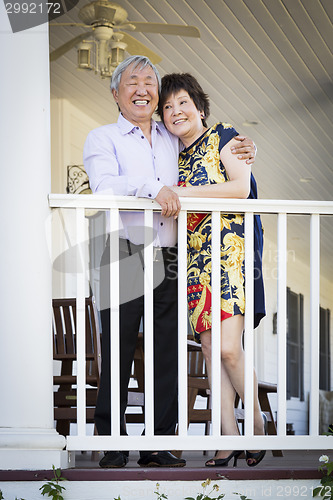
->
xmin=49 ymin=194 xmax=333 ymax=215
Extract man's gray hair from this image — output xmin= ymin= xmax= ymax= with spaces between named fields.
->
xmin=110 ymin=55 xmax=161 ymax=92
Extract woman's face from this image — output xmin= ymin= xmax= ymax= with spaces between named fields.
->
xmin=162 ymin=90 xmax=205 ymax=146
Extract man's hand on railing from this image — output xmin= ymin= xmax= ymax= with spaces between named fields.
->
xmin=155 ymin=186 xmax=181 ymax=219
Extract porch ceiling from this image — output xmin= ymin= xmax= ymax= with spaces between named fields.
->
xmin=49 ymin=0 xmax=333 ymax=283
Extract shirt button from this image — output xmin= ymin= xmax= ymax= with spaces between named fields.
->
xmin=148 ymin=194 xmax=152 ymax=198
xmin=141 ymin=136 xmax=144 ymax=139
xmin=160 ymin=222 xmax=164 ymax=226
xmin=157 ymin=177 xmax=160 ymax=181
xmin=136 ymin=127 xmax=139 ymax=130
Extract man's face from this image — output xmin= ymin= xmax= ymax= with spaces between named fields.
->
xmin=112 ymin=63 xmax=159 ymax=125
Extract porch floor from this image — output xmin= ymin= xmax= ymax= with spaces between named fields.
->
xmin=0 ymin=450 xmax=325 ymax=481
xmin=65 ymin=449 xmax=324 ymax=481
xmin=0 ymin=450 xmax=326 ymax=481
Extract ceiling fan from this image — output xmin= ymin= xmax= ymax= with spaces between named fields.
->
xmin=50 ymin=0 xmax=200 ymax=78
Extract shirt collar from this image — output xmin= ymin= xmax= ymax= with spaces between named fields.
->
xmin=154 ymin=120 xmax=163 ymax=134
xmin=117 ymin=113 xmax=159 ymax=135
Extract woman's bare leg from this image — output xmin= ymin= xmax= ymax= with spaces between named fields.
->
xmin=201 ymin=319 xmax=241 ymax=462
xmin=220 ymin=316 xmax=265 ymax=448
xmin=200 ymin=315 xmax=265 ymax=462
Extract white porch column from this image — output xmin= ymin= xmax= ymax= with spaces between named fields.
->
xmin=0 ymin=6 xmax=68 ymax=469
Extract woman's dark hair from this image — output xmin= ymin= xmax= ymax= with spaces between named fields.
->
xmin=157 ymin=73 xmax=210 ymax=128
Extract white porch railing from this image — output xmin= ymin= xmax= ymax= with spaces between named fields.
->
xmin=49 ymin=194 xmax=333 ymax=453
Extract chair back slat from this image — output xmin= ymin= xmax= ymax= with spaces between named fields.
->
xmin=52 ymin=296 xmax=102 ymax=435
xmin=187 ymin=341 xmax=207 ymax=379
xmin=53 ymin=303 xmax=65 ymax=355
xmin=64 ymin=302 xmax=76 ymax=354
xmin=52 ymin=297 xmax=100 ymax=379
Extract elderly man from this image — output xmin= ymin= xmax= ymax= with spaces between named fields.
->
xmin=83 ymin=55 xmax=256 ymax=468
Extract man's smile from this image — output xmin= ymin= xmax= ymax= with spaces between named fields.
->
xmin=133 ymin=99 xmax=150 ymax=105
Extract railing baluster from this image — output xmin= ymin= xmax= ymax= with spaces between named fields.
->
xmin=244 ymin=212 xmax=254 ymax=437
xmin=110 ymin=208 xmax=120 ymax=437
xmin=144 ymin=209 xmax=154 ymax=437
xmin=309 ymin=214 xmax=320 ymax=436
xmin=76 ymin=207 xmax=86 ymax=436
xmin=277 ymin=213 xmax=287 ymax=436
xmin=177 ymin=210 xmax=188 ymax=437
xmin=211 ymin=210 xmax=221 ymax=437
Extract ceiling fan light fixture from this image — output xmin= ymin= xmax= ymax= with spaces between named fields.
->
xmin=109 ymin=39 xmax=126 ymax=68
xmin=100 ymin=66 xmax=112 ymax=78
xmin=77 ymin=41 xmax=94 ymax=70
xmin=110 ymin=46 xmax=125 ymax=67
xmin=50 ymin=1 xmax=201 ymax=80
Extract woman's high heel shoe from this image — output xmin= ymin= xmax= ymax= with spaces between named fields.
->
xmin=205 ymin=450 xmax=242 ymax=468
xmin=246 ymin=413 xmax=268 ymax=467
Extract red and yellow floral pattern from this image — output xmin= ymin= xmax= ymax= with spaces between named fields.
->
xmin=178 ymin=123 xmax=246 ymax=340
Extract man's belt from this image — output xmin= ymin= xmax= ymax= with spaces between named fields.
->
xmin=118 ymin=238 xmax=177 ymax=263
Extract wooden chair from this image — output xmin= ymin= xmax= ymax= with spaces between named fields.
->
xmin=53 ymin=297 xmax=145 ymax=436
xmin=187 ymin=338 xmax=283 ymax=457
xmin=187 ymin=339 xmax=211 ymax=435
xmin=52 ymin=296 xmax=101 ymax=436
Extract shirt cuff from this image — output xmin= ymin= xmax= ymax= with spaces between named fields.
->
xmin=137 ymin=179 xmax=165 ymax=200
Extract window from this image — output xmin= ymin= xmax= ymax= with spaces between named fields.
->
xmin=320 ymin=307 xmax=331 ymax=391
xmin=287 ymin=288 xmax=304 ymax=400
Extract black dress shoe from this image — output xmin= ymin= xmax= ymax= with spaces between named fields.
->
xmin=137 ymin=451 xmax=186 ymax=467
xmin=99 ymin=451 xmax=128 ymax=468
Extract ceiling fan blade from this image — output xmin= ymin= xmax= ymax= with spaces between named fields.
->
xmin=122 ymin=22 xmax=200 ymax=38
xmin=50 ymin=32 xmax=93 ymax=62
xmin=49 ymin=22 xmax=91 ymax=27
xmin=119 ymin=32 xmax=162 ymax=65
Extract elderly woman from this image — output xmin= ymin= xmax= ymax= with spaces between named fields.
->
xmin=157 ymin=73 xmax=266 ymax=468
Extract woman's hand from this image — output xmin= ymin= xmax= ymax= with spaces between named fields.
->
xmin=231 ymin=135 xmax=256 ymax=164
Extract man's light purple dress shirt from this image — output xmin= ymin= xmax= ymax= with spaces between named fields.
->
xmin=83 ymin=113 xmax=180 ymax=247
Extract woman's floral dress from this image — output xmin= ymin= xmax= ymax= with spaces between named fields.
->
xmin=178 ymin=122 xmax=265 ymax=341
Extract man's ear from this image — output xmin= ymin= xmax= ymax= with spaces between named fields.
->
xmin=112 ymin=88 xmax=118 ymax=102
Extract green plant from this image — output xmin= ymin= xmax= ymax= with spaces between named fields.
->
xmin=185 ymin=479 xmax=225 ymax=500
xmin=313 ymin=426 xmax=333 ymax=499
xmin=39 ymin=465 xmax=67 ymax=500
xmin=313 ymin=455 xmax=333 ymax=499
xmin=113 ymin=481 xmax=253 ymax=500
xmin=154 ymin=483 xmax=168 ymax=500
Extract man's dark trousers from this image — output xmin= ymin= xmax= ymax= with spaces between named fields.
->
xmin=94 ymin=238 xmax=179 ymax=457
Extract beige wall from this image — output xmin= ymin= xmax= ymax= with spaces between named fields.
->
xmin=50 ymin=98 xmax=113 ymax=193
xmin=50 ymin=98 xmax=106 ymax=297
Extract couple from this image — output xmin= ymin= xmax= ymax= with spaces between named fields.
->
xmin=83 ymin=55 xmax=266 ymax=469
